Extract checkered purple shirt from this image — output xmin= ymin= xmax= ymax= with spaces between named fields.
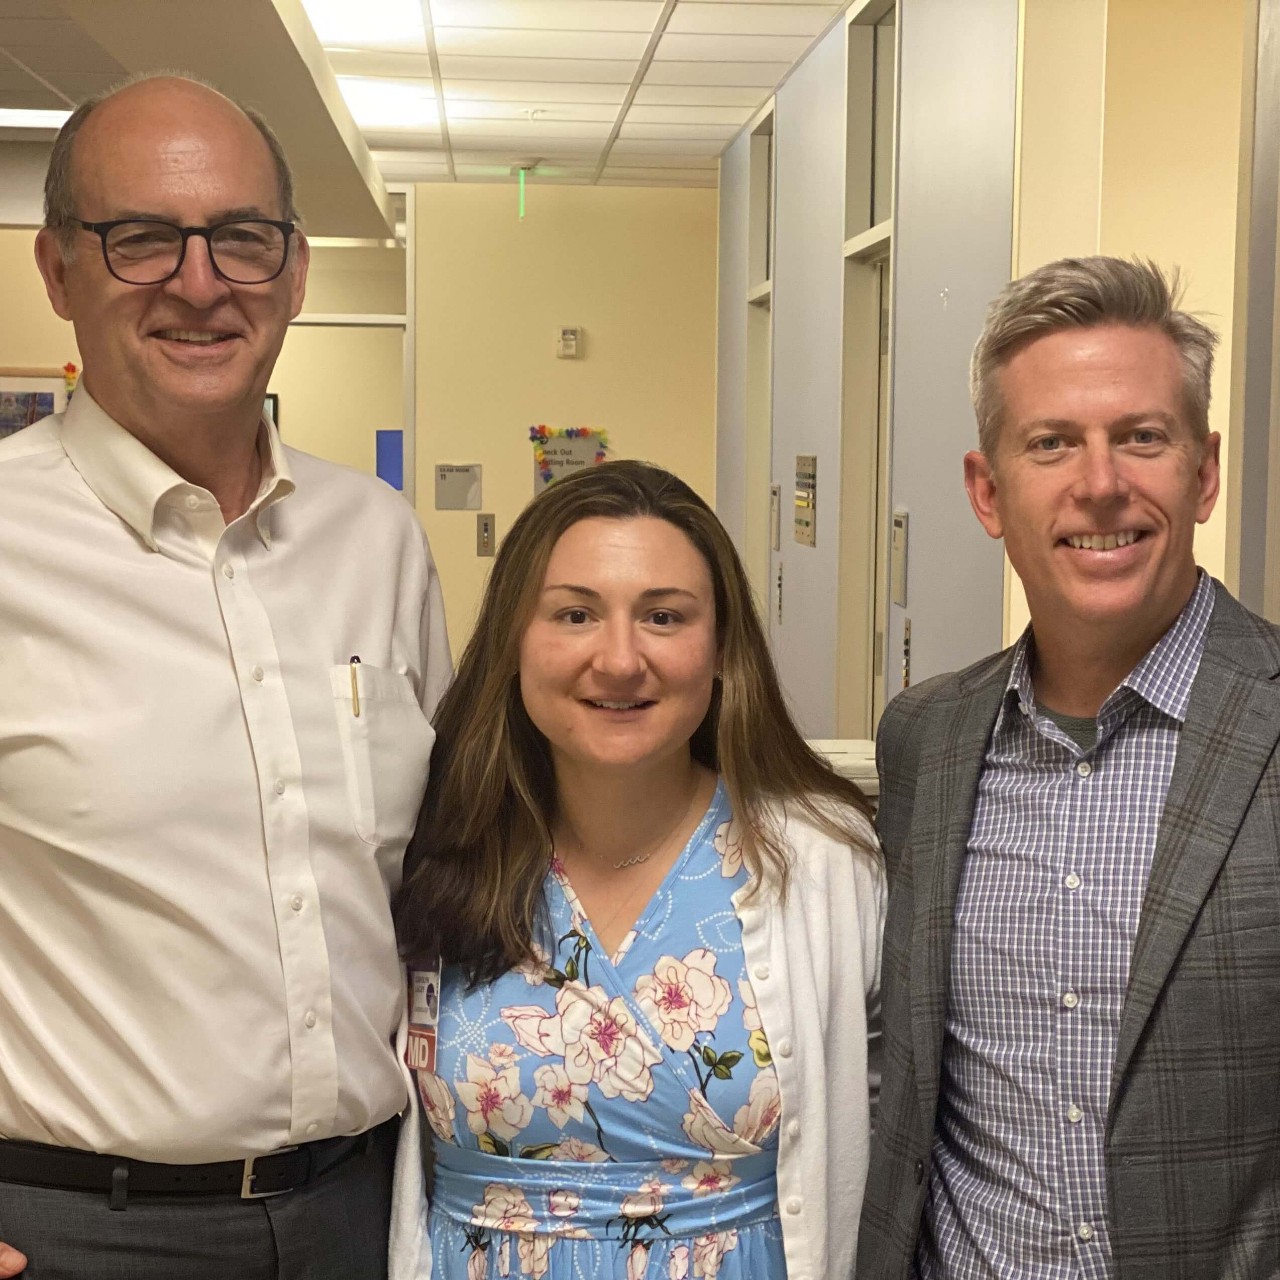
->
xmin=916 ymin=572 xmax=1216 ymax=1280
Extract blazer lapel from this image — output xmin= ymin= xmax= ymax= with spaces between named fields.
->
xmin=1111 ymin=589 xmax=1280 ymax=1099
xmin=909 ymin=660 xmax=1009 ymax=1125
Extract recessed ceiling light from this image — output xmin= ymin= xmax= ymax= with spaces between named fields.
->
xmin=337 ymin=77 xmax=439 ymax=130
xmin=299 ymin=0 xmax=426 ymax=50
xmin=0 ymin=109 xmax=71 ymax=130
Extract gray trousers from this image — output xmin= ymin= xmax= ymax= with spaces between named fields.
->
xmin=0 ymin=1124 xmax=396 ymax=1280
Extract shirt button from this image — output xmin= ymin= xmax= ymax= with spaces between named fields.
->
xmin=776 ymin=1039 xmax=793 ymax=1059
xmin=1062 ymin=989 xmax=1080 ymax=1009
xmin=185 ymin=494 xmax=201 ymax=510
xmin=784 ymin=1196 xmax=803 ymax=1215
xmin=306 ymin=1122 xmax=319 ymax=1136
xmin=222 ymin=563 xmax=235 ymax=580
xmin=1064 ymin=872 xmax=1082 ymax=890
xmin=290 ymin=894 xmax=304 ymax=913
xmin=1077 ymin=1223 xmax=1095 ymax=1242
xmin=251 ymin=665 xmax=265 ymax=683
xmin=753 ymin=964 xmax=770 ymax=981
xmin=1067 ymin=1104 xmax=1084 ymax=1123
xmin=787 ymin=1120 xmax=801 ymax=1140
xmin=1076 ymin=760 xmax=1093 ymax=777
xmin=913 ymin=1158 xmax=925 ymax=1185
xmin=304 ymin=1010 xmax=317 ymax=1029
xmin=274 ymin=778 xmax=287 ymax=796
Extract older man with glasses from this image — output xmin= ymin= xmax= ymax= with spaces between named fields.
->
xmin=0 ymin=74 xmax=449 ymax=1278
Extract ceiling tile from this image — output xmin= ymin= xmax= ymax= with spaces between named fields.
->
xmin=450 ymin=138 xmax=604 ymax=156
xmin=618 ymin=120 xmax=735 ymax=140
xmin=43 ymin=71 xmax=127 ymax=101
xmin=624 ymin=102 xmax=751 ymax=125
xmin=336 ymin=77 xmax=438 ymax=130
xmin=0 ymin=16 xmax=78 ymax=45
xmin=642 ymin=59 xmax=789 ymax=86
xmin=362 ymin=128 xmax=444 ymax=148
xmin=443 ymin=79 xmax=627 ymax=104
xmin=455 ymin=159 xmax=597 ymax=178
xmin=437 ymin=55 xmax=637 ymax=82
xmin=446 ymin=99 xmax=618 ymax=123
xmin=0 ymin=58 xmax=37 ymax=90
xmin=300 ymin=0 xmax=427 ymax=51
xmin=0 ymin=0 xmax=63 ymax=16
xmin=326 ymin=50 xmax=435 ymax=78
xmin=595 ymin=151 xmax=718 ymax=168
xmin=598 ymin=174 xmax=716 ymax=187
xmin=448 ymin=119 xmax=612 ymax=142
xmin=632 ymin=83 xmax=765 ymax=106
xmin=654 ymin=31 xmax=813 ymax=61
xmin=434 ymin=27 xmax=648 ymax=60
xmin=666 ymin=3 xmax=837 ymax=36
xmin=7 ymin=43 xmax=127 ymax=75
xmin=449 ymin=150 xmax=602 ymax=169
xmin=602 ymin=165 xmax=717 ymax=181
xmin=610 ymin=136 xmax=726 ymax=155
xmin=0 ymin=85 xmax=63 ymax=109
xmin=370 ymin=151 xmax=453 ymax=180
xmin=431 ymin=1 xmax=661 ymax=32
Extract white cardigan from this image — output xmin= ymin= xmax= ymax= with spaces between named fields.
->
xmin=388 ymin=803 xmax=886 ymax=1280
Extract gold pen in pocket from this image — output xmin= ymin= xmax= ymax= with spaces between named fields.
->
xmin=349 ymin=655 xmax=361 ymax=717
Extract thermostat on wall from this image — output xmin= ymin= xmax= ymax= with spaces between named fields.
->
xmin=557 ymin=327 xmax=583 ymax=359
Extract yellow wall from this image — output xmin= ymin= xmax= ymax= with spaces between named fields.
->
xmin=413 ymin=183 xmax=719 ymax=656
xmin=1 ymin=186 xmax=721 ymax=663
xmin=269 ymin=324 xmax=403 ymax=474
xmin=1007 ymin=0 xmax=1108 ymax=640
xmin=300 ymin=244 xmax=405 ymax=315
xmin=1099 ymin=0 xmax=1245 ymax=585
xmin=0 ymin=228 xmax=81 ymax=369
xmin=1008 ymin=0 xmax=1247 ymax=642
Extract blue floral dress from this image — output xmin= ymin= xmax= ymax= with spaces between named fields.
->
xmin=413 ymin=781 xmax=786 ymax=1279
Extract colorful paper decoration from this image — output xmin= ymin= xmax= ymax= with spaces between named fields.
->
xmin=529 ymin=424 xmax=610 ymax=488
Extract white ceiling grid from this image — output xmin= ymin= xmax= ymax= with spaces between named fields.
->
xmin=0 ymin=0 xmax=124 ymax=112
xmin=0 ymin=0 xmax=849 ymax=191
xmin=309 ymin=0 xmax=847 ymax=188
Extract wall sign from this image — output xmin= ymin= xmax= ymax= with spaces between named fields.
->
xmin=529 ymin=425 xmax=609 ymax=492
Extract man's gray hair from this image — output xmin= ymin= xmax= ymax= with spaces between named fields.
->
xmin=970 ymin=256 xmax=1219 ymax=456
xmin=43 ymin=70 xmax=301 ymax=255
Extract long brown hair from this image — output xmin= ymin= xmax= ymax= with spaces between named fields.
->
xmin=395 ymin=460 xmax=875 ymax=985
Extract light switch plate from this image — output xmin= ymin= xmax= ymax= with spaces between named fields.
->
xmin=890 ymin=509 xmax=908 ymax=607
xmin=477 ymin=513 xmax=495 ymax=557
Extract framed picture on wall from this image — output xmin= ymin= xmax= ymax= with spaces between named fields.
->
xmin=264 ymin=393 xmax=280 ymax=430
xmin=0 ymin=370 xmax=69 ymax=441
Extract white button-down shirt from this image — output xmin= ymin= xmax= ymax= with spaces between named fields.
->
xmin=0 ymin=391 xmax=450 ymax=1163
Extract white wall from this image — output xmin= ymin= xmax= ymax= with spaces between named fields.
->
xmin=768 ymin=21 xmax=850 ymax=735
xmin=715 ymin=134 xmax=750 ymax=557
xmin=885 ymin=0 xmax=1019 ymax=694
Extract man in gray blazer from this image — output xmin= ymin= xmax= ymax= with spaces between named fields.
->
xmin=858 ymin=256 xmax=1280 ymax=1280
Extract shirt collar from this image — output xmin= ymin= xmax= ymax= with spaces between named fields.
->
xmin=59 ymin=387 xmax=294 ymax=551
xmin=1001 ymin=569 xmax=1215 ymax=727
xmin=1116 ymin=569 xmax=1215 ymax=722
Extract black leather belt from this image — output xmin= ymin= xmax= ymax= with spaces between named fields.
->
xmin=0 ymin=1117 xmax=396 ymax=1209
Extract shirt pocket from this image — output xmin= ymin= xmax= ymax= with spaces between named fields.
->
xmin=330 ymin=663 xmax=435 ymax=847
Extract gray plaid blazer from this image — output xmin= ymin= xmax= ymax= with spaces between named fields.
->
xmin=857 ymin=583 xmax=1280 ymax=1280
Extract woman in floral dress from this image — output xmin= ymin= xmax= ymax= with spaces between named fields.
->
xmin=394 ymin=462 xmax=884 ymax=1280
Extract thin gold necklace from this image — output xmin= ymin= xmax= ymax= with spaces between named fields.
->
xmin=558 ymin=772 xmax=704 ymax=872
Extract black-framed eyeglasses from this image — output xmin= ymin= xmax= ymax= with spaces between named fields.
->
xmin=74 ymin=217 xmax=297 ymax=285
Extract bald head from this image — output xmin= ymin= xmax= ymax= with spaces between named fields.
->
xmin=44 ymin=73 xmax=298 ymax=253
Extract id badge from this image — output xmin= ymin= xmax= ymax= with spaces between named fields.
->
xmin=406 ymin=963 xmax=441 ymax=1075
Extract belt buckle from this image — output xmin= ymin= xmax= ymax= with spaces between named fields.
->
xmin=240 ymin=1146 xmax=298 ymax=1199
